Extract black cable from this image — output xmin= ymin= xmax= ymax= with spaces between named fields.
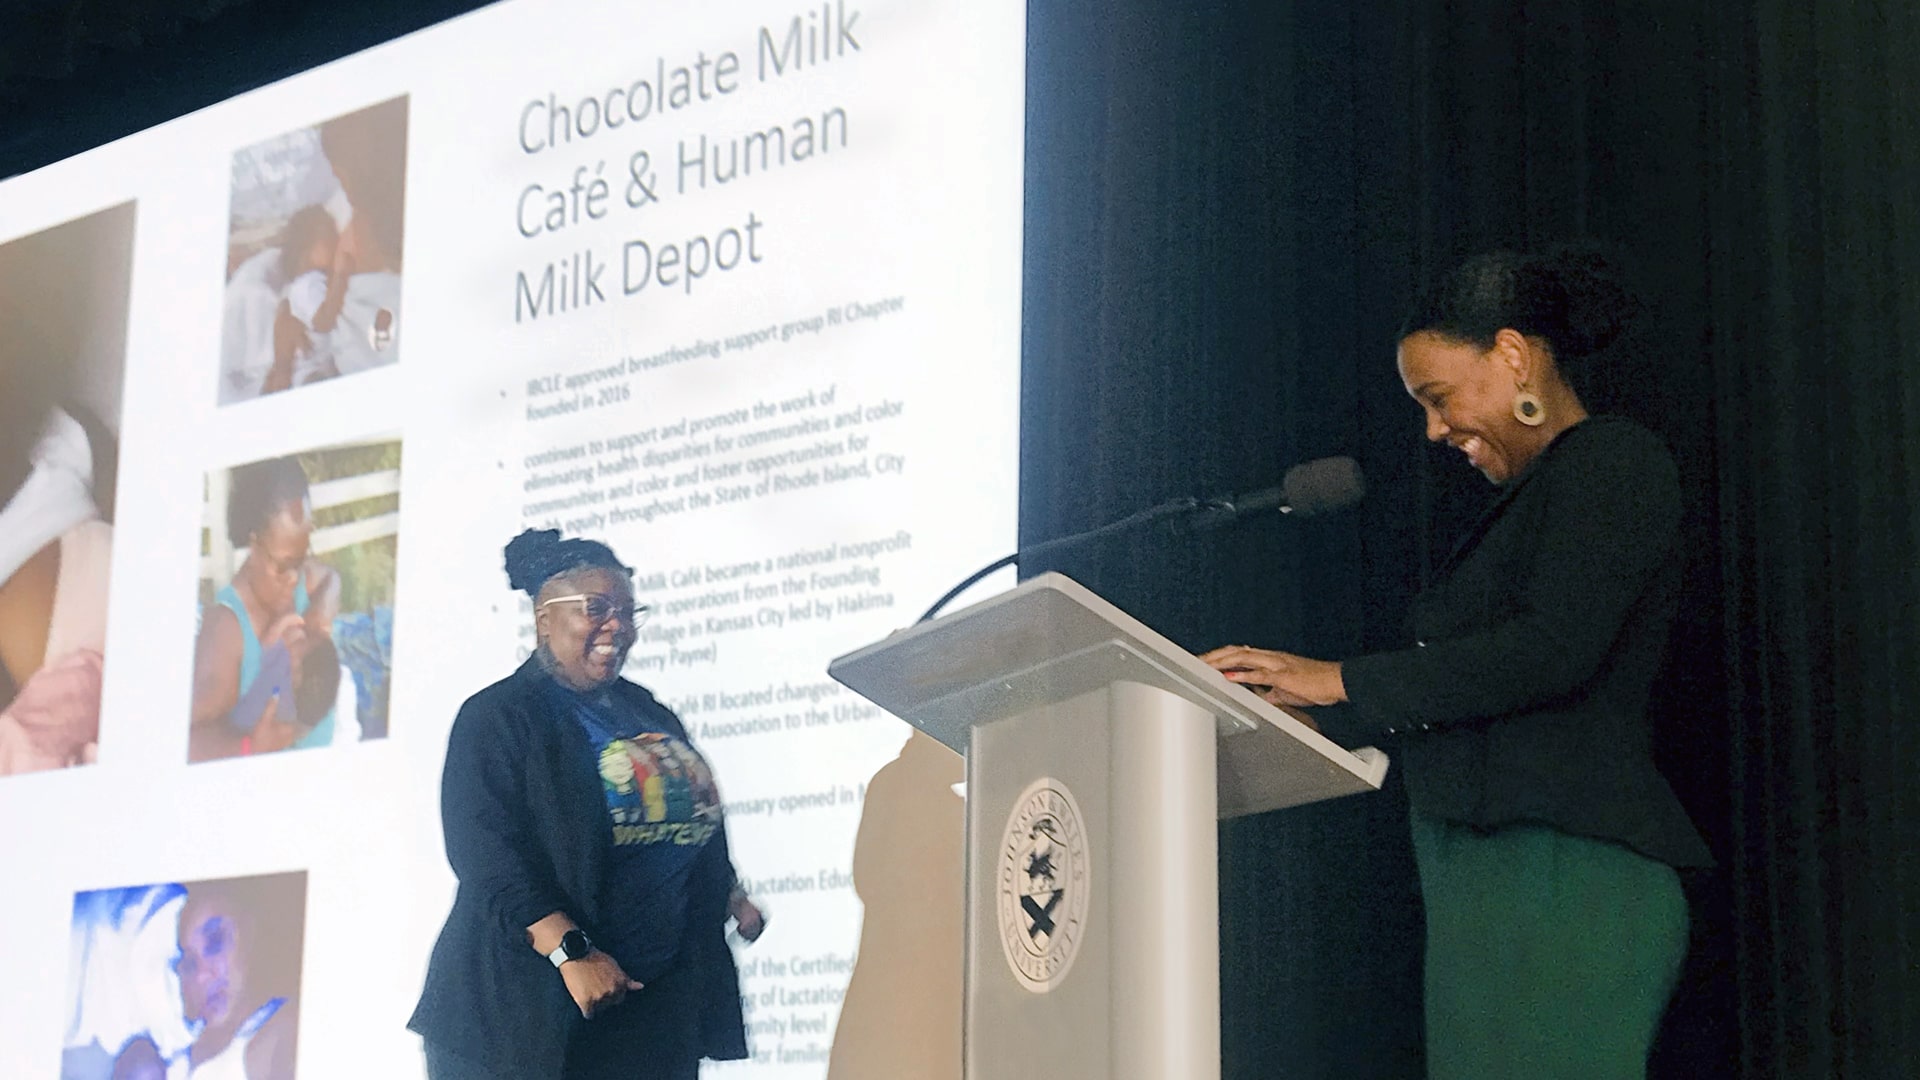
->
xmin=916 ymin=495 xmax=1221 ymax=622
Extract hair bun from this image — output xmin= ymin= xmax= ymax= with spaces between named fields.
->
xmin=503 ymin=528 xmax=632 ymax=597
xmin=503 ymin=528 xmax=565 ymax=594
xmin=1537 ymin=246 xmax=1637 ymax=361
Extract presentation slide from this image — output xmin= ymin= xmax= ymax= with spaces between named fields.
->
xmin=0 ymin=1 xmax=1023 ymax=1076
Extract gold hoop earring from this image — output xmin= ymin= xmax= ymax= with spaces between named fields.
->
xmin=1512 ymin=387 xmax=1546 ymax=426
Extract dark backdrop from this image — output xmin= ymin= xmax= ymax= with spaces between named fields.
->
xmin=1023 ymin=2 xmax=1917 ymax=1078
xmin=4 ymin=1 xmax=1915 ymax=1077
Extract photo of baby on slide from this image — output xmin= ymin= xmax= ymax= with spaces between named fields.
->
xmin=217 ymin=96 xmax=408 ymax=406
xmin=62 ymin=871 xmax=306 ymax=1079
xmin=0 ymin=202 xmax=133 ymax=779
xmin=189 ymin=441 xmax=400 ymax=762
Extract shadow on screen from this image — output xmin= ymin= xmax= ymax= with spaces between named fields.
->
xmin=828 ymin=730 xmax=964 ymax=1079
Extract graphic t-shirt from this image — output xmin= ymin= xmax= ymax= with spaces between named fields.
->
xmin=568 ymin=692 xmax=720 ymax=983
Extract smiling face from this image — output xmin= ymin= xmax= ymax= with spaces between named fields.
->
xmin=535 ymin=566 xmax=638 ymax=691
xmin=1398 ymin=329 xmax=1547 ymax=484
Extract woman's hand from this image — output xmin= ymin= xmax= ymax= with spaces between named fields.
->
xmin=730 ymin=892 xmax=767 ymax=944
xmin=261 ymin=611 xmax=309 ymax=652
xmin=314 ymin=235 xmax=358 ymax=334
xmin=0 ymin=648 xmax=103 ymax=769
xmin=262 ymin=612 xmax=311 ymax=684
xmin=1200 ymin=645 xmax=1348 ymax=710
xmin=560 ymin=950 xmax=645 ymax=1019
xmin=264 ymin=303 xmax=310 ymax=394
xmin=246 ymin=695 xmax=302 ymax=754
xmin=334 ymin=220 xmax=361 ymax=275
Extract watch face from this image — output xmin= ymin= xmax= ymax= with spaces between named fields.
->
xmin=561 ymin=929 xmax=591 ymax=960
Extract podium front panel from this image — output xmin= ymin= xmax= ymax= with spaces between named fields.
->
xmin=965 ymin=681 xmax=1220 ymax=1080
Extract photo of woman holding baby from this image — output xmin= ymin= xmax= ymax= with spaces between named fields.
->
xmin=189 ymin=456 xmax=342 ymax=760
xmin=188 ymin=443 xmax=400 ymax=762
xmin=217 ymin=95 xmax=408 ymax=406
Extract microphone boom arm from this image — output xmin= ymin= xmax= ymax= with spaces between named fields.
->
xmin=915 ymin=456 xmax=1362 ymax=623
xmin=916 ymin=495 xmax=1218 ymax=623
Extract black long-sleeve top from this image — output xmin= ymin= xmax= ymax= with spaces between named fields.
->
xmin=407 ymin=659 xmax=747 ymax=1075
xmin=1334 ymin=417 xmax=1712 ymax=868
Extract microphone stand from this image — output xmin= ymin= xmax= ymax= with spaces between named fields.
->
xmin=917 ymin=494 xmax=1232 ymax=623
xmin=917 ymin=456 xmax=1363 ymax=623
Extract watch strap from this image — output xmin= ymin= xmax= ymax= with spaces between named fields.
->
xmin=548 ymin=928 xmax=591 ymax=968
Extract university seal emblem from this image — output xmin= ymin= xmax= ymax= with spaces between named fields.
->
xmin=996 ymin=777 xmax=1090 ymax=992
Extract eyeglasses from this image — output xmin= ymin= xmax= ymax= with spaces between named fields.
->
xmin=539 ymin=593 xmax=648 ymax=628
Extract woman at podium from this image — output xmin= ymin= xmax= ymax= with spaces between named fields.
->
xmin=409 ymin=528 xmax=763 ymax=1080
xmin=1203 ymin=249 xmax=1710 ymax=1080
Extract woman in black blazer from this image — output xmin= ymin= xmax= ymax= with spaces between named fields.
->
xmin=409 ymin=529 xmax=763 ymax=1080
xmin=1204 ymin=250 xmax=1709 ymax=1080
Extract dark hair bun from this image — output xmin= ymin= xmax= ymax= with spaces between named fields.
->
xmin=226 ymin=456 xmax=312 ymax=547
xmin=1528 ymin=247 xmax=1638 ymax=361
xmin=503 ymin=528 xmax=565 ymax=595
xmin=502 ymin=527 xmax=630 ymax=596
xmin=1401 ymin=245 xmax=1641 ymax=368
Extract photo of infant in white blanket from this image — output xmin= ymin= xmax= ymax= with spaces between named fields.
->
xmin=217 ymin=96 xmax=408 ymax=406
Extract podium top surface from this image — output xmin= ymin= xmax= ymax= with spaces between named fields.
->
xmin=827 ymin=573 xmax=1387 ymax=817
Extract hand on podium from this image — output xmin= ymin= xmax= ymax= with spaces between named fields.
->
xmin=1200 ymin=645 xmax=1346 ymax=721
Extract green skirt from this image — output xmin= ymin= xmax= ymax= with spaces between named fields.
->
xmin=1410 ymin=809 xmax=1688 ymax=1080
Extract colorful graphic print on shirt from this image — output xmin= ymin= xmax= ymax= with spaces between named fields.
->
xmin=596 ymin=732 xmax=720 ymax=847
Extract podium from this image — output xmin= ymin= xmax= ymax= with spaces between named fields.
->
xmin=827 ymin=573 xmax=1388 ymax=1080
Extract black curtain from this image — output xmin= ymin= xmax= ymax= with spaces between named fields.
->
xmin=1024 ymin=4 xmax=1430 ymax=1075
xmin=1024 ymin=1 xmax=1917 ymax=1078
xmin=1702 ymin=1 xmax=1920 ymax=1076
xmin=0 ymin=0 xmax=486 ymax=179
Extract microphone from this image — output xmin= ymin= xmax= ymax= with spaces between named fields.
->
xmin=916 ymin=456 xmax=1367 ymax=622
xmin=1185 ymin=456 xmax=1366 ymax=530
